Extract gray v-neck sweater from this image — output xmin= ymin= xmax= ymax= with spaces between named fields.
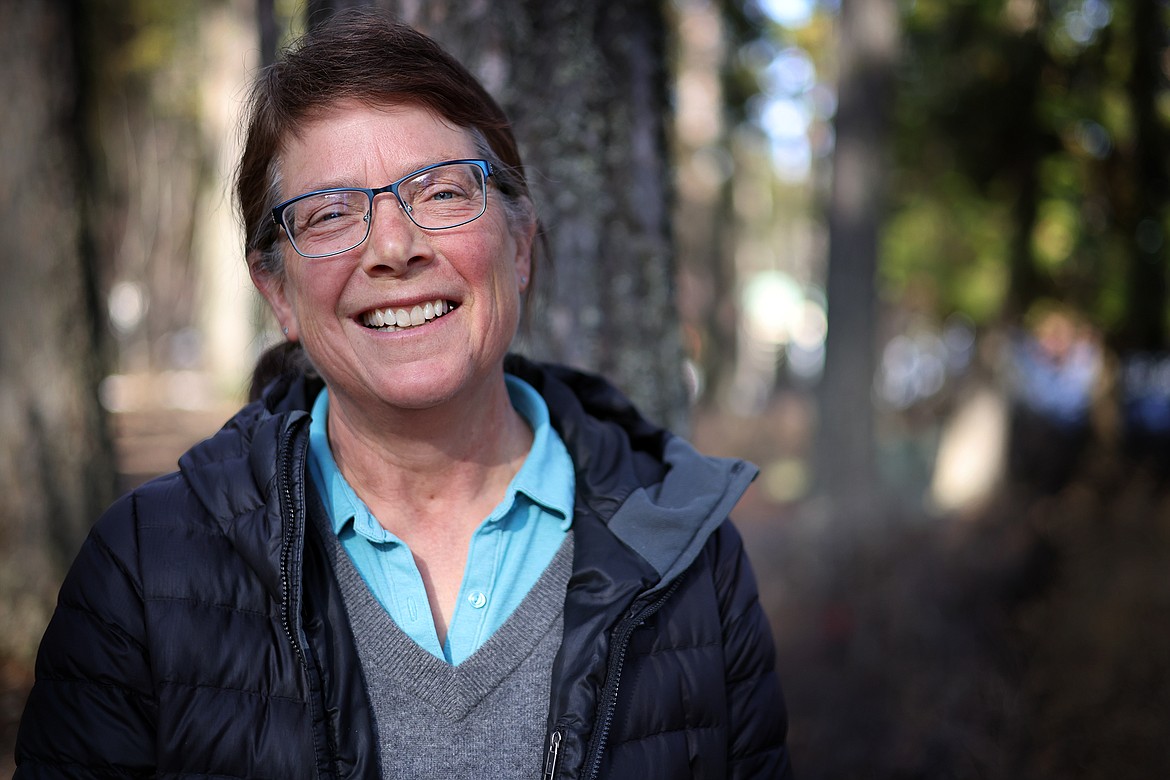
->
xmin=311 ymin=502 xmax=573 ymax=779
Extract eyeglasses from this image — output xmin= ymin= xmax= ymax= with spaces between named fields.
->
xmin=271 ymin=159 xmax=494 ymax=259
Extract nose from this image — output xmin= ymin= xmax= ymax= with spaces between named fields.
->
xmin=360 ymin=192 xmax=434 ymax=275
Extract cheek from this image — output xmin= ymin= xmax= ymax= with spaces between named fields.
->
xmin=453 ymin=229 xmax=517 ymax=288
xmin=285 ymin=263 xmax=343 ymax=314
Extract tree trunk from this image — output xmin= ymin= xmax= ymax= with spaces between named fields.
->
xmin=344 ymin=0 xmax=689 ymax=432
xmin=1118 ymin=0 xmax=1168 ymax=351
xmin=0 ymin=0 xmax=116 ymax=665
xmin=1002 ymin=22 xmax=1050 ymax=325
xmin=674 ymin=0 xmax=737 ymax=410
xmin=817 ymin=0 xmax=899 ymax=516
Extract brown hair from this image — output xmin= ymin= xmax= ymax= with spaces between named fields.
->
xmin=235 ymin=10 xmax=535 ymax=278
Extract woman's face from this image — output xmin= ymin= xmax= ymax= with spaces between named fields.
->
xmin=253 ymin=102 xmax=533 ymax=416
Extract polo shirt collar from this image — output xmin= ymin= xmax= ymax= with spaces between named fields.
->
xmin=307 ymin=374 xmax=574 ymax=537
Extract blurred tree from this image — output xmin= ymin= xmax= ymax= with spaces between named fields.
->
xmin=0 ymin=0 xmax=254 ymax=665
xmin=82 ymin=0 xmax=209 ymax=377
xmin=817 ymin=0 xmax=900 ymax=510
xmin=1115 ymin=0 xmax=1169 ymax=350
xmin=887 ymin=0 xmax=1170 ymax=348
xmin=295 ymin=0 xmax=690 ymax=432
xmin=674 ymin=0 xmax=740 ymax=409
xmin=888 ymin=1 xmax=1059 ymax=325
xmin=0 ymin=1 xmax=116 ymax=664
xmin=669 ymin=0 xmax=775 ymax=411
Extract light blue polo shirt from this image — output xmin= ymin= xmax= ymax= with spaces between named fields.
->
xmin=307 ymin=375 xmax=575 ymax=665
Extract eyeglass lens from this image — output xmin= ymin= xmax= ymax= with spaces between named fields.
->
xmin=283 ymin=162 xmax=487 ymax=257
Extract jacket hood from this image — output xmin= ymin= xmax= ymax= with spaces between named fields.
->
xmin=177 ymin=371 xmax=321 ymax=597
xmin=505 ymin=355 xmax=758 ymax=587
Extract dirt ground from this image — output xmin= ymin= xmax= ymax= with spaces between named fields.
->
xmin=5 ymin=398 xmax=1170 ymax=777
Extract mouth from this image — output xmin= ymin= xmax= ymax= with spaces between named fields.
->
xmin=360 ymin=299 xmax=458 ymax=331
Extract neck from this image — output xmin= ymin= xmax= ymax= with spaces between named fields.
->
xmin=324 ymin=372 xmax=532 ymax=531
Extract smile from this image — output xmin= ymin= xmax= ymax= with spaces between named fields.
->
xmin=360 ymin=299 xmax=456 ymax=331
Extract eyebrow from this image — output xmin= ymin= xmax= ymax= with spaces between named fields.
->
xmin=292 ymin=156 xmax=475 ymax=195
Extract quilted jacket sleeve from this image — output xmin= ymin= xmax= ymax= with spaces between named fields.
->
xmin=15 ymin=493 xmax=157 ymax=778
xmin=713 ymin=521 xmax=794 ymax=779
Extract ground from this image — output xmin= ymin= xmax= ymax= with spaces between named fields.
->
xmin=4 ymin=397 xmax=1170 ymax=777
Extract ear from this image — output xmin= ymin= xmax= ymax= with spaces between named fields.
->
xmin=513 ymin=207 xmax=537 ymax=293
xmin=248 ymin=251 xmax=298 ymax=341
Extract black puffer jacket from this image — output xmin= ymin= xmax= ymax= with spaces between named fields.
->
xmin=16 ymin=356 xmax=791 ymax=778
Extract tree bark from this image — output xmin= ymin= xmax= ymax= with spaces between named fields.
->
xmin=817 ymin=0 xmax=899 ymax=515
xmin=0 ymin=0 xmax=116 ymax=664
xmin=359 ymin=0 xmax=690 ymax=432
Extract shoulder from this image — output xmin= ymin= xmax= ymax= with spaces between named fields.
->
xmin=691 ymin=519 xmax=772 ymax=627
xmin=702 ymin=518 xmax=753 ymax=578
xmin=59 ymin=470 xmax=214 ymax=601
xmin=77 ymin=472 xmax=191 ymax=567
xmin=76 ymin=389 xmax=289 ymax=596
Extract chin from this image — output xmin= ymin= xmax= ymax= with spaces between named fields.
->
xmin=373 ymin=363 xmax=486 ymax=410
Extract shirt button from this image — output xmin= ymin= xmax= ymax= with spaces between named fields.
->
xmin=467 ymin=591 xmax=488 ymax=609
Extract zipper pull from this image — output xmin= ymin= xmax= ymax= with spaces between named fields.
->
xmin=543 ymin=729 xmax=563 ymax=779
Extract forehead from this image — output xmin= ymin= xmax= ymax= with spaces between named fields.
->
xmin=281 ymin=101 xmax=475 ymax=188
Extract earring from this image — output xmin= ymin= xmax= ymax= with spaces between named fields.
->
xmin=520 ymin=276 xmax=528 ymax=286
xmin=282 ymin=327 xmax=289 ymax=336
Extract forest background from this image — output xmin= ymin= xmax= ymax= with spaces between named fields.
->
xmin=3 ymin=0 xmax=1170 ymax=777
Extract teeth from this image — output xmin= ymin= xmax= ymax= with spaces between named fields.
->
xmin=363 ymin=299 xmax=450 ymax=331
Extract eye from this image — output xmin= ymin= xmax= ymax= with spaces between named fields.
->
xmin=420 ymin=178 xmax=471 ymax=203
xmin=293 ymin=192 xmax=367 ymax=232
xmin=407 ymin=169 xmax=477 ymax=203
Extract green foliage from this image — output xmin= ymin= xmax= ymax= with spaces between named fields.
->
xmin=1032 ymin=196 xmax=1079 ymax=271
xmin=886 ymin=0 xmax=1170 ymax=347
xmin=882 ymin=179 xmax=1009 ymax=324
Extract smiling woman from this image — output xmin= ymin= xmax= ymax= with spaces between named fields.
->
xmin=14 ymin=9 xmax=792 ymax=780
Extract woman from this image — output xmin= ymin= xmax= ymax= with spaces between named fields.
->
xmin=16 ymin=11 xmax=791 ymax=779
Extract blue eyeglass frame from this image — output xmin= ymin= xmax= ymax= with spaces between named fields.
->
xmin=270 ymin=158 xmax=495 ymax=258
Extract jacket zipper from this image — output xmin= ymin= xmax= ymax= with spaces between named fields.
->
xmin=581 ymin=577 xmax=686 ymax=780
xmin=275 ymin=414 xmax=336 ymax=777
xmin=276 ymin=418 xmax=308 ymax=664
xmin=543 ymin=728 xmax=563 ymax=779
